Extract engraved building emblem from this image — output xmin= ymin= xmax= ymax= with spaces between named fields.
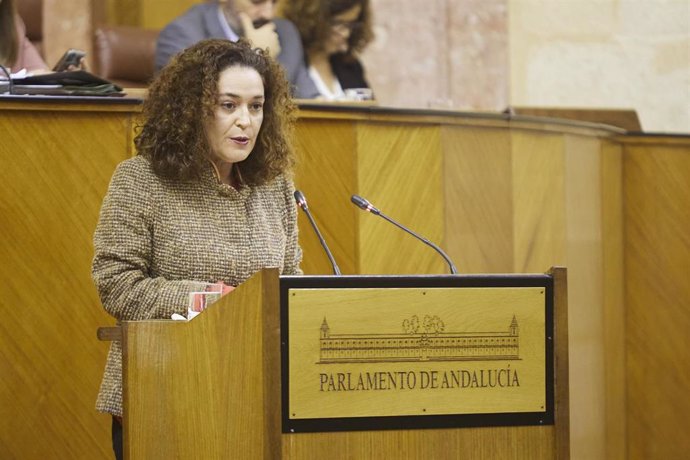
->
xmin=319 ymin=315 xmax=520 ymax=363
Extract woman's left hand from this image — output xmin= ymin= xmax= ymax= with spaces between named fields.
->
xmin=66 ymin=57 xmax=88 ymax=72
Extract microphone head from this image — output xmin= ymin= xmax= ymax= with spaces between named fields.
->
xmin=350 ymin=194 xmax=369 ymax=210
xmin=294 ymin=190 xmax=307 ymax=210
xmin=351 ymin=194 xmax=380 ymax=214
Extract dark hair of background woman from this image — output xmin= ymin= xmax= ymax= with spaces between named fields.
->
xmin=280 ymin=0 xmax=373 ymax=57
xmin=134 ymin=38 xmax=296 ymax=186
xmin=0 ymin=0 xmax=19 ymax=67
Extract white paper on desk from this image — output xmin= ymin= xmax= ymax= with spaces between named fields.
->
xmin=0 ymin=69 xmax=28 ymax=80
xmin=170 ymin=311 xmax=200 ymax=321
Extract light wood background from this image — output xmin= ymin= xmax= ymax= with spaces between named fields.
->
xmin=0 ymin=100 xmax=139 ymax=459
xmin=1 ymin=99 xmax=688 ymax=459
xmin=620 ymin=135 xmax=690 ymax=460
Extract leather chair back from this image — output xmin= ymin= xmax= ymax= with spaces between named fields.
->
xmin=94 ymin=25 xmax=158 ymax=88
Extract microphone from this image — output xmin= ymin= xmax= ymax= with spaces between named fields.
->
xmin=350 ymin=194 xmax=458 ymax=274
xmin=0 ymin=64 xmax=14 ymax=95
xmin=294 ymin=190 xmax=341 ymax=275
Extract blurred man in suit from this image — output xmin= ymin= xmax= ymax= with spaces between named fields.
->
xmin=156 ymin=0 xmax=319 ymax=98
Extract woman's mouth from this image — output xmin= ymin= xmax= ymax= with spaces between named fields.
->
xmin=230 ymin=136 xmax=250 ymax=145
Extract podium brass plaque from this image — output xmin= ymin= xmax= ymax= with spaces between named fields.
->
xmin=280 ymin=275 xmax=554 ymax=433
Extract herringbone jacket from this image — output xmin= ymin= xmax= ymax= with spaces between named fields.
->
xmin=92 ymin=155 xmax=302 ymax=416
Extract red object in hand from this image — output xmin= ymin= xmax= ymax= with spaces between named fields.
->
xmin=209 ymin=281 xmax=235 ymax=295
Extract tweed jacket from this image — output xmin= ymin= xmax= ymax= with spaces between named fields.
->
xmin=155 ymin=1 xmax=319 ymax=99
xmin=93 ymin=155 xmax=302 ymax=416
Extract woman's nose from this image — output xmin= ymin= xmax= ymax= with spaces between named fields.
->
xmin=235 ymin=106 xmax=250 ymax=127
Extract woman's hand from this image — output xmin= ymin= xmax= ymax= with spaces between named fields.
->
xmin=212 ymin=281 xmax=235 ymax=296
xmin=65 ymin=57 xmax=88 ymax=72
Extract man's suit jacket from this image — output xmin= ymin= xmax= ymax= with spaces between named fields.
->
xmin=155 ymin=2 xmax=319 ymax=99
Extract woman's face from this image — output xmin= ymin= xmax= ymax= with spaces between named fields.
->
xmin=204 ymin=65 xmax=265 ymax=172
xmin=324 ymin=3 xmax=363 ymax=55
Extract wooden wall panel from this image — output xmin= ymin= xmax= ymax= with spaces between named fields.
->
xmin=512 ymin=130 xmax=598 ymax=456
xmin=140 ymin=0 xmax=198 ymax=29
xmin=105 ymin=0 xmax=196 ymax=28
xmin=510 ymin=130 xmax=609 ymax=460
xmin=293 ymin=119 xmax=357 ymax=275
xmin=623 ymin=138 xmax=690 ymax=460
xmin=442 ymin=125 xmax=514 ymax=273
xmin=6 ymin=100 xmax=686 ymax=458
xmin=601 ymin=141 xmax=626 ymax=460
xmin=43 ymin=0 xmax=92 ymax=67
xmin=356 ymin=123 xmax=445 ymax=275
xmin=0 ymin=107 xmax=137 ymax=459
xmin=563 ymin=135 xmax=606 ymax=460
xmin=511 ymin=131 xmax=566 ymax=272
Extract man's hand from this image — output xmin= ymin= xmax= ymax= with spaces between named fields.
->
xmin=239 ymin=12 xmax=281 ymax=58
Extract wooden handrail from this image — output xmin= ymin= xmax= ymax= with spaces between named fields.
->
xmin=97 ymin=326 xmax=122 ymax=342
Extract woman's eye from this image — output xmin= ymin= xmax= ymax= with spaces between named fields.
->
xmin=251 ymin=102 xmax=264 ymax=111
xmin=220 ymin=101 xmax=236 ymax=110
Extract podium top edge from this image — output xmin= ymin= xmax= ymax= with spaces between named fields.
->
xmin=280 ymin=273 xmax=555 ymax=290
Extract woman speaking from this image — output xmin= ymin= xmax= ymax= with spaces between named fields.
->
xmin=91 ymin=38 xmax=302 ymax=459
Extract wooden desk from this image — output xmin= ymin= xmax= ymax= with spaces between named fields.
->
xmin=0 ymin=95 xmax=141 ymax=459
xmin=1 ymin=97 xmax=688 ymax=459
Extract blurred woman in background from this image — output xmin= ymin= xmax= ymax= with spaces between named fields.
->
xmin=0 ymin=0 xmax=47 ymax=73
xmin=280 ymin=0 xmax=374 ymax=100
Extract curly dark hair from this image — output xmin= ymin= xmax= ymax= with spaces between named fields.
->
xmin=279 ymin=0 xmax=373 ymax=57
xmin=134 ymin=38 xmax=296 ymax=186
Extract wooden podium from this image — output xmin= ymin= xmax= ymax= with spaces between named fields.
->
xmin=103 ymin=267 xmax=568 ymax=459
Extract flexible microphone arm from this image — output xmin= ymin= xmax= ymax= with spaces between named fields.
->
xmin=0 ymin=64 xmax=14 ymax=95
xmin=294 ymin=190 xmax=342 ymax=275
xmin=351 ymin=194 xmax=458 ymax=275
